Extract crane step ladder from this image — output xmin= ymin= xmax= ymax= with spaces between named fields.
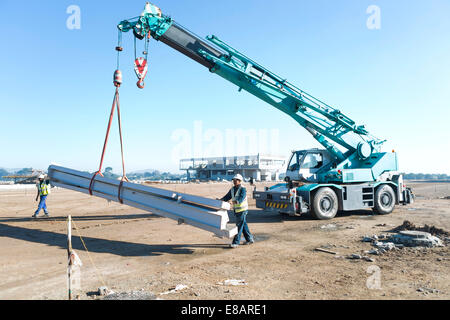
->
xmin=48 ymin=165 xmax=238 ymax=238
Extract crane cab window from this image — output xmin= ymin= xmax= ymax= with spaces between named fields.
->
xmin=301 ymin=153 xmax=323 ymax=169
xmin=287 ymin=153 xmax=301 ymax=171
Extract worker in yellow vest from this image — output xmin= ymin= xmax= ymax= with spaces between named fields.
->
xmin=220 ymin=174 xmax=254 ymax=248
xmin=32 ymin=174 xmax=50 ymax=218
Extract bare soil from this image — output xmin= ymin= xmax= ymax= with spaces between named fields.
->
xmin=0 ymin=181 xmax=449 ymax=300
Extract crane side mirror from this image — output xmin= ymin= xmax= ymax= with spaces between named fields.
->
xmin=284 ymin=176 xmax=293 ymax=189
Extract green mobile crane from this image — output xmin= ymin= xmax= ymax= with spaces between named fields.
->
xmin=117 ymin=3 xmax=414 ymax=220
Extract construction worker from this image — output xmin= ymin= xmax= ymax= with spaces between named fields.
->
xmin=32 ymin=174 xmax=50 ymax=218
xmin=220 ymin=174 xmax=254 ymax=248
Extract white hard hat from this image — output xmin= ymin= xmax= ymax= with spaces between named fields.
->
xmin=232 ymin=174 xmax=244 ymax=181
xmin=38 ymin=174 xmax=45 ymax=179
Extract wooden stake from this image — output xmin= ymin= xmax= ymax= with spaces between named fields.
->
xmin=67 ymin=215 xmax=73 ymax=300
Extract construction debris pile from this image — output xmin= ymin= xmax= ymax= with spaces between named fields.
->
xmin=361 ymin=220 xmax=448 ymax=256
xmin=392 ymin=220 xmax=450 ymax=238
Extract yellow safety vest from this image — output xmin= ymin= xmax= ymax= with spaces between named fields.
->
xmin=38 ymin=182 xmax=49 ymax=196
xmin=231 ymin=186 xmax=248 ymax=213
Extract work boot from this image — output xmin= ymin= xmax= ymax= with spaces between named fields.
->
xmin=244 ymin=238 xmax=255 ymax=245
xmin=32 ymin=213 xmax=38 ymax=218
xmin=229 ymin=244 xmax=239 ymax=248
xmin=44 ymin=213 xmax=50 ymax=218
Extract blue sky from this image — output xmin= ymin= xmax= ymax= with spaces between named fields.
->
xmin=0 ymin=0 xmax=449 ymax=174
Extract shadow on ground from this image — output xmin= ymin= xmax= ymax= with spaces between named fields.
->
xmin=0 ymin=223 xmax=225 ymax=257
xmin=0 ymin=213 xmax=159 ymax=223
xmin=1 ymin=207 xmax=378 ymax=225
xmin=0 ymin=208 xmax=378 ymax=257
xmin=242 ymin=208 xmax=377 ymax=224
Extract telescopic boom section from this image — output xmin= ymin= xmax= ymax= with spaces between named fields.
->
xmin=117 ymin=3 xmax=385 ymax=162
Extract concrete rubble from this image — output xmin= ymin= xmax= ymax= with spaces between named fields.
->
xmin=98 ymin=286 xmax=113 ymax=296
xmin=102 ymin=290 xmax=157 ymax=300
xmin=346 ymin=254 xmax=375 ymax=262
xmin=361 ymin=221 xmax=446 ymax=255
xmin=391 ymin=230 xmax=443 ymax=247
xmin=392 ymin=220 xmax=450 ymax=238
xmin=417 ymin=287 xmax=441 ymax=294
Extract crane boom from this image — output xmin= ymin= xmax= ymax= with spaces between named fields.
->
xmin=115 ymin=3 xmax=414 ymax=220
xmin=118 ymin=6 xmax=384 ymax=162
xmin=117 ymin=3 xmax=399 ymax=184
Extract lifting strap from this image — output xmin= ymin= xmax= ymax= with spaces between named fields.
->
xmin=88 ymin=86 xmax=128 ymax=203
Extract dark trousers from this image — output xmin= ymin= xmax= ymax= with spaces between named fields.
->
xmin=232 ymin=210 xmax=253 ymax=245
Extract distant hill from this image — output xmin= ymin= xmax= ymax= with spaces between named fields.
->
xmin=103 ymin=167 xmax=186 ymax=181
xmin=0 ymin=167 xmax=43 ymax=183
xmin=128 ymin=169 xmax=156 ymax=174
xmin=0 ymin=168 xmax=9 ymax=179
xmin=0 ymin=167 xmax=24 ymax=174
xmin=0 ymin=166 xmax=186 ymax=181
xmin=3 ymin=166 xmax=447 ymax=182
xmin=128 ymin=170 xmax=186 ymax=181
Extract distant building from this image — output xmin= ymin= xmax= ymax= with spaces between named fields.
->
xmin=180 ymin=154 xmax=286 ymax=182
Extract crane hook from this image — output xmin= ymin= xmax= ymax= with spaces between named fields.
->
xmin=137 ymin=79 xmax=145 ymax=89
xmin=134 ymin=57 xmax=148 ymax=89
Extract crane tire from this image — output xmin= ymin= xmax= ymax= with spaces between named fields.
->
xmin=311 ymin=187 xmax=338 ymax=220
xmin=373 ymin=184 xmax=396 ymax=215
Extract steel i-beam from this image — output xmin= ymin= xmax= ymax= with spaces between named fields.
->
xmin=48 ymin=165 xmax=237 ymax=238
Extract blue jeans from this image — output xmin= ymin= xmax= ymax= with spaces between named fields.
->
xmin=232 ymin=210 xmax=253 ymax=245
xmin=35 ymin=195 xmax=48 ymax=215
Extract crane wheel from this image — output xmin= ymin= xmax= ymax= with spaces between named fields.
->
xmin=373 ymin=184 xmax=395 ymax=215
xmin=311 ymin=187 xmax=338 ymax=220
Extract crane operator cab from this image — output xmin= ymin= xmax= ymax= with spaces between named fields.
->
xmin=254 ymin=147 xmax=414 ymax=219
xmin=285 ymin=149 xmax=333 ymax=183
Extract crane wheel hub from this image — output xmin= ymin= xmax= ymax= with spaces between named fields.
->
xmin=381 ymin=193 xmax=393 ymax=207
xmin=320 ymin=197 xmax=332 ymax=212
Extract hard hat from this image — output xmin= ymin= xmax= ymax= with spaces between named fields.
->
xmin=38 ymin=174 xmax=45 ymax=179
xmin=232 ymin=174 xmax=244 ymax=181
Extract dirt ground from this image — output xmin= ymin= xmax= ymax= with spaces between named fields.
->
xmin=0 ymin=181 xmax=449 ymax=300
